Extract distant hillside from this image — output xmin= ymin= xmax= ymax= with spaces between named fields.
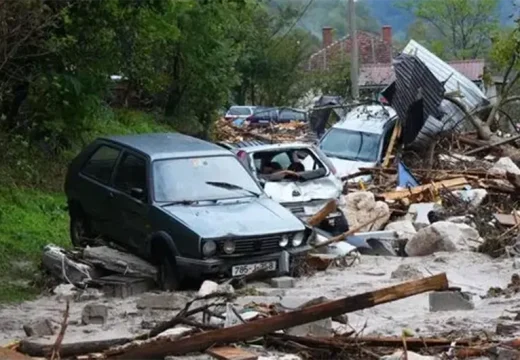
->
xmin=269 ymin=0 xmax=519 ymax=41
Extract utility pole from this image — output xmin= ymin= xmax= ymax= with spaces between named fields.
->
xmin=348 ymin=0 xmax=359 ymax=100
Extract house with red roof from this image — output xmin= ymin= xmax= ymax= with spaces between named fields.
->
xmin=308 ymin=26 xmax=488 ymax=94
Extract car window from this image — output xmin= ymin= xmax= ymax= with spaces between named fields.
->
xmin=81 ymin=145 xmax=120 ymax=184
xmin=114 ymin=153 xmax=147 ymax=197
xmin=153 ymin=155 xmax=262 ymax=202
xmin=271 ymin=152 xmax=291 ymax=169
xmin=320 ymin=128 xmax=381 ymax=162
xmin=228 ymin=107 xmax=252 ymax=116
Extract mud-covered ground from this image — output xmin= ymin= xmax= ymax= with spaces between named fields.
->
xmin=0 ymin=251 xmax=518 ymax=358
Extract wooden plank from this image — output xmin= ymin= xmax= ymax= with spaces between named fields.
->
xmin=107 ymin=273 xmax=449 ymax=359
xmin=306 ymin=200 xmax=337 ymax=227
xmin=206 ymin=346 xmax=258 ymax=360
xmin=381 ymin=177 xmax=468 ymax=201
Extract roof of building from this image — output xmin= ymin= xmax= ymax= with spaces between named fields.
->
xmin=102 ymin=133 xmax=230 ymax=160
xmin=359 ymin=59 xmax=486 ymax=87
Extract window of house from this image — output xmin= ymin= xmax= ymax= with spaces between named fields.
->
xmin=81 ymin=145 xmax=120 ymax=184
xmin=114 ymin=153 xmax=147 ymax=197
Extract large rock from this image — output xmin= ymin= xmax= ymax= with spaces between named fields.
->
xmin=340 ymin=192 xmax=390 ymax=232
xmin=384 ymin=220 xmax=417 ymax=241
xmin=405 ymin=221 xmax=480 ymax=256
xmin=490 ymin=157 xmax=520 ymax=176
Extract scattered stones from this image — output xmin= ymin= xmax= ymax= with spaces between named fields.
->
xmin=81 ymin=304 xmax=108 ymax=325
xmin=390 ymin=264 xmax=423 ymax=280
xmin=429 ymin=291 xmax=474 ymax=312
xmin=23 ymin=318 xmax=55 ymax=337
xmin=197 ymin=280 xmax=234 ymax=297
xmin=405 ymin=221 xmax=480 ymax=256
xmin=270 ymin=277 xmax=295 ymax=289
xmin=340 ymin=191 xmax=390 ymax=232
xmin=489 ymin=157 xmax=520 ymax=176
xmin=136 ymin=292 xmax=190 ymax=310
xmin=384 ymin=220 xmax=417 ymax=241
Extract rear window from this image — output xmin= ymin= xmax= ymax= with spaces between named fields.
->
xmin=81 ymin=145 xmax=120 ymax=184
xmin=228 ymin=107 xmax=252 ymax=116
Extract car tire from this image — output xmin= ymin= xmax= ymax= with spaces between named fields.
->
xmin=69 ymin=211 xmax=93 ymax=248
xmin=158 ymin=254 xmax=180 ymax=291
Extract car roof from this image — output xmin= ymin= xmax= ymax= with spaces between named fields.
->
xmin=100 ymin=133 xmax=231 ymax=161
xmin=331 ymin=104 xmax=397 ymax=135
xmin=220 ymin=141 xmax=315 ymax=153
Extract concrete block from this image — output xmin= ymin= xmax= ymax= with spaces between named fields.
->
xmin=81 ymin=304 xmax=108 ymax=325
xmin=23 ymin=318 xmax=55 ymax=337
xmin=136 ymin=292 xmax=190 ymax=310
xmin=92 ymin=275 xmax=155 ymax=299
xmin=270 ymin=276 xmax=295 ymax=289
xmin=429 ymin=291 xmax=474 ymax=312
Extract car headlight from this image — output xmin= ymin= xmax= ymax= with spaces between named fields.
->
xmin=202 ymin=240 xmax=217 ymax=257
xmin=291 ymin=232 xmax=304 ymax=247
xmin=279 ymin=234 xmax=289 ymax=247
xmin=222 ymin=239 xmax=235 ymax=254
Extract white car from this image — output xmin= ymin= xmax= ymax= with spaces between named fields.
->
xmin=224 ymin=105 xmax=257 ymax=126
xmin=217 ymin=141 xmax=349 ymax=233
xmin=318 ymin=104 xmax=397 ymax=182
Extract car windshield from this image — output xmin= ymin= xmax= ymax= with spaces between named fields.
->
xmin=153 ymin=155 xmax=262 ymax=202
xmin=320 ymin=128 xmax=381 ymax=162
xmin=228 ymin=107 xmax=252 ymax=116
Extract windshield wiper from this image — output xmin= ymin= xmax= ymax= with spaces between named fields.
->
xmin=205 ymin=181 xmax=260 ymax=197
xmin=160 ymin=200 xmax=197 ymax=207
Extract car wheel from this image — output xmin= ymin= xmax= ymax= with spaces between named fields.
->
xmin=158 ymin=255 xmax=180 ymax=291
xmin=70 ymin=212 xmax=92 ymax=247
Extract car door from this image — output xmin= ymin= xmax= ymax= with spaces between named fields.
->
xmin=111 ymin=151 xmax=151 ymax=255
xmin=78 ymin=144 xmax=122 ymax=240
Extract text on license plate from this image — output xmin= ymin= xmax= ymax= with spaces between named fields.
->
xmin=232 ymin=261 xmax=277 ymax=277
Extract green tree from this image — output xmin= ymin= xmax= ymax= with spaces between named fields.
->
xmin=402 ymin=0 xmax=500 ymax=59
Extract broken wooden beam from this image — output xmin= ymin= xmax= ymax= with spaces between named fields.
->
xmin=306 ymin=200 xmax=337 ymax=227
xmin=106 ymin=273 xmax=449 ymax=359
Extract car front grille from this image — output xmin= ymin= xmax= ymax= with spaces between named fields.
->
xmin=217 ymin=234 xmax=284 ymax=255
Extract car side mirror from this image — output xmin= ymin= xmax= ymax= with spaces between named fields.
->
xmin=130 ymin=187 xmax=145 ymax=200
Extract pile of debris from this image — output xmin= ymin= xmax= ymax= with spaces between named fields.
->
xmin=214 ymin=118 xmax=310 ymax=144
xmin=9 ymin=272 xmax=520 ymax=360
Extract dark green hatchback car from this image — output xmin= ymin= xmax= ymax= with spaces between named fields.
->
xmin=65 ymin=133 xmax=312 ymax=289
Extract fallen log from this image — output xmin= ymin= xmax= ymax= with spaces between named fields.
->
xmin=106 ymin=273 xmax=449 ymax=359
xmin=306 ymin=200 xmax=337 ymax=227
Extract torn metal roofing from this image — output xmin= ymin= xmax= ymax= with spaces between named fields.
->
xmin=401 ymin=40 xmax=489 ymax=134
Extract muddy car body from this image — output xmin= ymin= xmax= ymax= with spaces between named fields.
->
xmin=64 ymin=133 xmax=311 ymax=289
xmin=318 ymin=104 xmax=397 ymax=182
xmin=217 ymin=141 xmax=348 ymax=233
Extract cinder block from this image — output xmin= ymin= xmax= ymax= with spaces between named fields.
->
xmin=429 ymin=291 xmax=474 ymax=312
xmin=270 ymin=276 xmax=295 ymax=289
xmin=81 ymin=304 xmax=108 ymax=325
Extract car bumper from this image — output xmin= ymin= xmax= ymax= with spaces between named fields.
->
xmin=176 ymin=245 xmax=311 ymax=278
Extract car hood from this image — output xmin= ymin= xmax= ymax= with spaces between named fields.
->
xmin=263 ymin=176 xmax=342 ymax=204
xmin=329 ymin=158 xmax=374 ymax=183
xmin=162 ymin=197 xmax=305 ymax=239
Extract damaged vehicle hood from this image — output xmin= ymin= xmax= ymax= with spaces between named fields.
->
xmin=163 ymin=197 xmax=305 ymax=239
xmin=329 ymin=158 xmax=374 ymax=182
xmin=263 ymin=176 xmax=342 ymax=203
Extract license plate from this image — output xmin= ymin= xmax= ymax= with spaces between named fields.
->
xmin=232 ymin=261 xmax=277 ymax=277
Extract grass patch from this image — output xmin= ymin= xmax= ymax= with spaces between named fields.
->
xmin=0 ymin=188 xmax=69 ymax=303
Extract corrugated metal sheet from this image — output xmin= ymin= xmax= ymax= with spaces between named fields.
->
xmin=402 ymin=40 xmax=489 ymax=137
xmin=383 ymin=54 xmax=445 ymax=145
